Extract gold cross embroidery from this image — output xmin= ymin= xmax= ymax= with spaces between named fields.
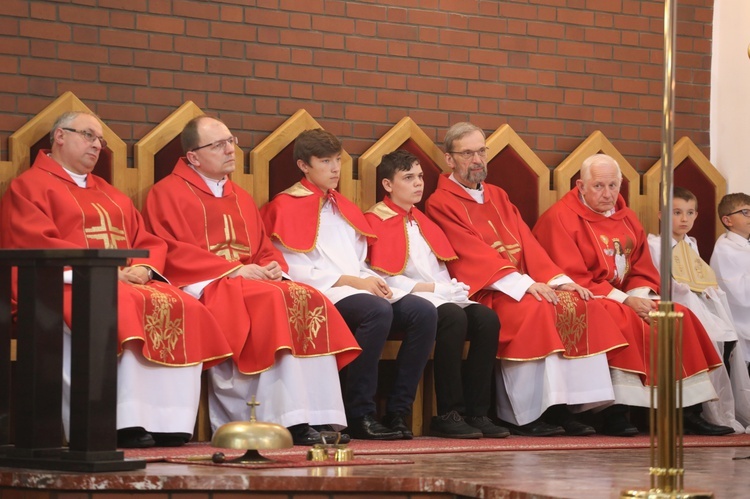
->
xmin=488 ymin=220 xmax=520 ymax=266
xmin=84 ymin=203 xmax=127 ymax=248
xmin=210 ymin=214 xmax=250 ymax=261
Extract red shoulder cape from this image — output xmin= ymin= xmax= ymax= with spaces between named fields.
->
xmin=261 ymin=177 xmax=376 ymax=252
xmin=365 ymin=196 xmax=457 ymax=275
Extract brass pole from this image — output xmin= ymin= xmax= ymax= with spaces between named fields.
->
xmin=621 ymin=0 xmax=712 ymax=496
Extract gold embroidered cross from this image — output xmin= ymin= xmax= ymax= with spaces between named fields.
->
xmin=84 ymin=203 xmax=127 ymax=248
xmin=210 ymin=214 xmax=250 ymax=261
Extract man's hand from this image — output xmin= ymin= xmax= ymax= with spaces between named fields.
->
xmin=230 ymin=261 xmax=284 ymax=281
xmin=526 ymin=282 xmax=559 ymax=303
xmin=624 ymin=296 xmax=657 ymax=323
xmin=336 ymin=275 xmax=393 ymax=299
xmin=119 ymin=266 xmax=151 ymax=285
xmin=555 ymin=282 xmax=593 ymax=300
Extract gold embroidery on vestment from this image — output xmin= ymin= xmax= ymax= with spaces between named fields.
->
xmin=554 ymin=292 xmax=587 ymax=355
xmin=287 ymin=282 xmax=326 ymax=353
xmin=210 ymin=214 xmax=251 ymax=261
xmin=142 ymin=286 xmax=185 ymax=362
xmin=84 ymin=203 xmax=127 ymax=248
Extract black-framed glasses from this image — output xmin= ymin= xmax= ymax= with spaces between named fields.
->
xmin=448 ymin=147 xmax=489 ymax=160
xmin=190 ymin=136 xmax=239 ymax=153
xmin=62 ymin=127 xmax=107 ymax=148
xmin=726 ymin=208 xmax=750 ymax=218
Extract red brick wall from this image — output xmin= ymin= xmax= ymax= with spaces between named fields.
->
xmin=0 ymin=0 xmax=713 ymax=173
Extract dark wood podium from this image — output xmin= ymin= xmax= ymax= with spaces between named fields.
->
xmin=0 ymin=249 xmax=147 ymax=471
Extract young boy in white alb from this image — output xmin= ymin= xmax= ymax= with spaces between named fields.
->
xmin=648 ymin=187 xmax=749 ymax=432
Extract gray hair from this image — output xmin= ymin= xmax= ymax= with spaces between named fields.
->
xmin=580 ymin=154 xmax=622 ymax=183
xmin=443 ymin=122 xmax=485 ymax=153
xmin=49 ymin=111 xmax=98 ymax=143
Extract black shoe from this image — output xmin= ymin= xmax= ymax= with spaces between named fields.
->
xmin=310 ymin=424 xmax=351 ymax=444
xmin=117 ymin=427 xmax=155 ymax=448
xmin=683 ymin=412 xmax=734 ymax=436
xmin=430 ymin=410 xmax=482 ymax=439
xmin=382 ymin=413 xmax=413 ymax=440
xmin=601 ymin=411 xmax=639 ymax=437
xmin=151 ymin=432 xmax=190 ymax=447
xmin=559 ymin=419 xmax=596 ymax=436
xmin=543 ymin=404 xmax=595 ymax=436
xmin=347 ymin=414 xmax=403 ymax=440
xmin=464 ymin=415 xmax=510 ymax=438
xmin=288 ymin=423 xmax=322 ymax=445
xmin=505 ymin=418 xmax=565 ymax=437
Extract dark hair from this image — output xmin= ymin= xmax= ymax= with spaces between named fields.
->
xmin=377 ymin=149 xmax=419 ymax=184
xmin=718 ymin=192 xmax=750 ymax=229
xmin=180 ymin=115 xmax=225 ymax=154
xmin=673 ymin=186 xmax=697 ymax=209
xmin=293 ymin=128 xmax=342 ymax=164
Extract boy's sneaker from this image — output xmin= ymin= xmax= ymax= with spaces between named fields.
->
xmin=464 ymin=415 xmax=511 ymax=438
xmin=429 ymin=410 xmax=482 ymax=439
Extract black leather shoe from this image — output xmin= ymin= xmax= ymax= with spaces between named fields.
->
xmin=505 ymin=419 xmax=565 ymax=437
xmin=683 ymin=412 xmax=734 ymax=436
xmin=288 ymin=423 xmax=322 ymax=445
xmin=430 ymin=411 xmax=482 ymax=439
xmin=117 ymin=427 xmax=155 ymax=448
xmin=311 ymin=425 xmax=351 ymax=444
xmin=347 ymin=414 xmax=403 ymax=440
xmin=559 ymin=419 xmax=596 ymax=436
xmin=382 ymin=413 xmax=413 ymax=440
xmin=601 ymin=411 xmax=639 ymax=437
xmin=464 ymin=416 xmax=510 ymax=438
xmin=151 ymin=432 xmax=190 ymax=447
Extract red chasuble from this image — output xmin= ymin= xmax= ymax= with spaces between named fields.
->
xmin=261 ymin=177 xmax=376 ymax=252
xmin=425 ymin=174 xmax=628 ymax=362
xmin=143 ymin=159 xmax=360 ymax=374
xmin=365 ymin=195 xmax=457 ymax=275
xmin=533 ymin=189 xmax=722 ymax=383
xmin=0 ymin=150 xmax=231 ymax=366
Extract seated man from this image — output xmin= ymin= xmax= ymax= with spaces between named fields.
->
xmin=533 ymin=153 xmax=732 ymax=436
xmin=648 ymin=187 xmax=750 ymax=431
xmin=143 ymin=116 xmax=361 ymax=446
xmin=366 ymin=149 xmax=506 ymax=439
xmin=426 ymin=122 xmax=628 ymax=437
xmin=262 ymin=129 xmax=437 ymax=440
xmin=711 ymin=193 xmax=750 ymax=379
xmin=0 ymin=111 xmax=232 ymax=448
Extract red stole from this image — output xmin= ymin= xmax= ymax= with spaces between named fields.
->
xmin=261 ymin=177 xmax=376 ymax=252
xmin=365 ymin=196 xmax=457 ymax=275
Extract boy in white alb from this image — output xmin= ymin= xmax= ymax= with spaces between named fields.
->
xmin=648 ymin=187 xmax=750 ymax=431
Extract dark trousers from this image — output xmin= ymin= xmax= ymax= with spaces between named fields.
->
xmin=335 ymin=293 xmax=437 ymax=419
xmin=434 ymin=303 xmax=500 ymax=417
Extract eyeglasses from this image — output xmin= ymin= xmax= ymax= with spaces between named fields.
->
xmin=726 ymin=208 xmax=750 ymax=218
xmin=62 ymin=128 xmax=107 ymax=149
xmin=449 ymin=147 xmax=489 ymax=160
xmin=190 ymin=136 xmax=239 ymax=153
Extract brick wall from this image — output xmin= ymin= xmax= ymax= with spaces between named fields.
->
xmin=0 ymin=0 xmax=713 ymax=173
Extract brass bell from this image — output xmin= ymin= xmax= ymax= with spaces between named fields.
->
xmin=333 ymin=445 xmax=354 ymax=462
xmin=211 ymin=396 xmax=293 ymax=464
xmin=306 ymin=444 xmax=329 ymax=461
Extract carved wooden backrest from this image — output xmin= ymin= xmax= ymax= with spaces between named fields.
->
xmin=133 ymin=101 xmax=247 ymax=211
xmin=485 ymin=124 xmax=554 ymax=228
xmin=3 ymin=92 xmax=127 ymax=199
xmin=249 ymin=109 xmax=355 ymax=207
xmin=555 ymin=131 xmax=642 ymax=218
xmin=643 ymin=137 xmax=726 ymax=261
xmin=358 ymin=117 xmax=446 ymax=213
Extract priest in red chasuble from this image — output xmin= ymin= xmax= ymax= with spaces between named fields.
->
xmin=0 ymin=111 xmax=232 ymax=448
xmin=425 ymin=122 xmax=632 ymax=436
xmin=143 ymin=116 xmax=360 ymax=446
xmin=533 ymin=153 xmax=732 ymax=436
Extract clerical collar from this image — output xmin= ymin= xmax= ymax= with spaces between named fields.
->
xmin=579 ymin=191 xmax=615 ymax=217
xmin=449 ymin=173 xmax=484 ymax=203
xmin=188 ymin=163 xmax=227 ymax=197
xmin=63 ymin=168 xmax=88 ymax=188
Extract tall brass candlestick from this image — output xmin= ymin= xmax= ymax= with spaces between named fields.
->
xmin=621 ymin=0 xmax=712 ymax=496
